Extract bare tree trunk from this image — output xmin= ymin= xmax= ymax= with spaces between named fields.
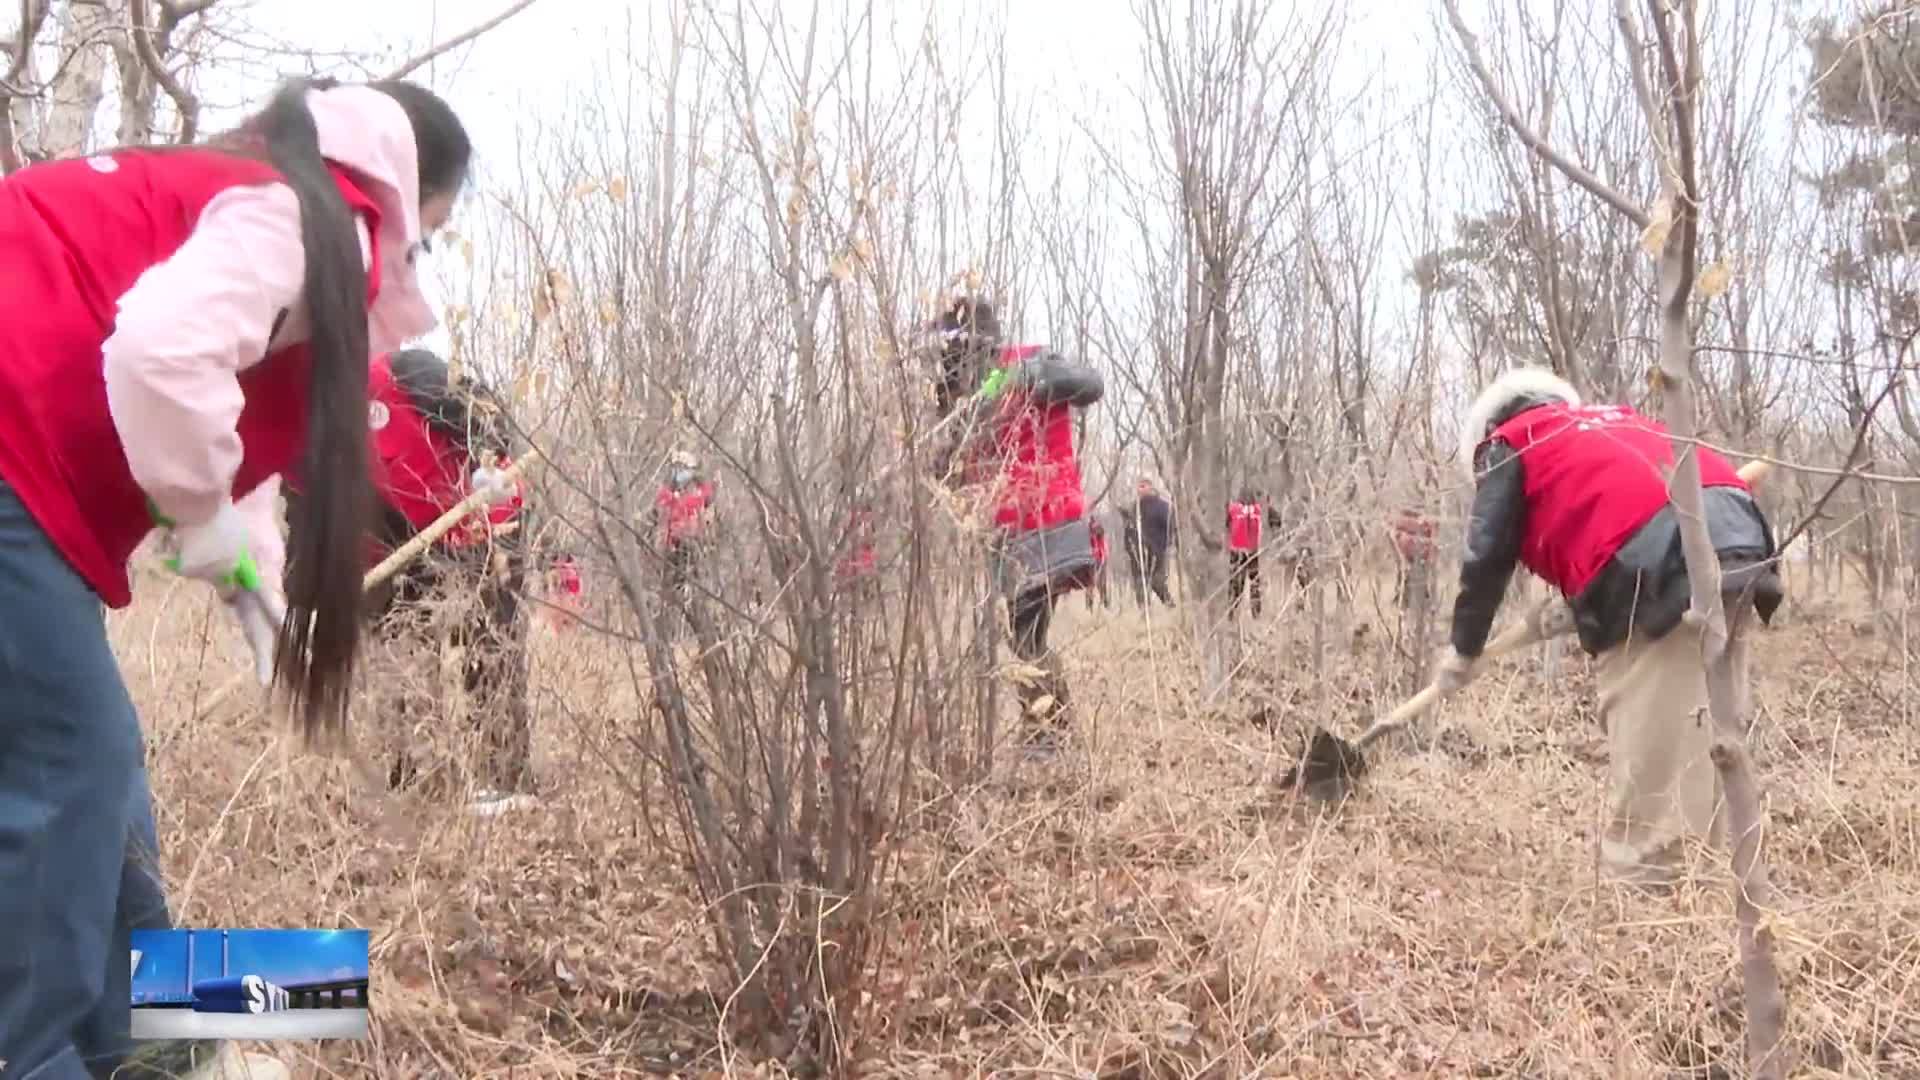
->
xmin=38 ymin=0 xmax=119 ymax=158
xmin=1445 ymin=0 xmax=1788 ymax=1072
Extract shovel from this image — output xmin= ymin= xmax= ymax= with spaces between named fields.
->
xmin=190 ymin=456 xmax=534 ymax=722
xmin=1280 ymin=456 xmax=1773 ymax=795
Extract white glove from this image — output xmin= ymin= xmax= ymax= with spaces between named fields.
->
xmin=1528 ymin=597 xmax=1576 ymax=641
xmin=470 ymin=465 xmax=516 ymax=506
xmin=1434 ymin=648 xmax=1477 ymax=695
xmin=226 ymin=587 xmax=287 ymax=686
xmin=164 ymin=500 xmax=260 ymax=592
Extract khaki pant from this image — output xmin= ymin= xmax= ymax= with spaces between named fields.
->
xmin=1593 ymin=617 xmax=1747 ymax=885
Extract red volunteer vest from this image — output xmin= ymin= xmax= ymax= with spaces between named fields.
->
xmin=1487 ymin=402 xmax=1748 ymax=597
xmin=836 ymin=510 xmax=877 ymax=581
xmin=1390 ymin=511 xmax=1435 ymax=560
xmin=552 ymin=556 xmax=583 ymax=599
xmin=657 ymin=481 xmax=713 ymax=547
xmin=967 ymin=344 xmax=1088 ymax=532
xmin=366 ymin=351 xmax=523 ymax=557
xmin=0 ymin=148 xmax=384 ymax=606
xmin=1227 ymin=502 xmax=1263 ymax=551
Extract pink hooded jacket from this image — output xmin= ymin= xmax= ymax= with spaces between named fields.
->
xmin=96 ymin=86 xmax=439 ymax=597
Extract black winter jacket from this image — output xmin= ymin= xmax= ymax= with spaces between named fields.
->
xmin=1452 ymin=438 xmax=1785 ymax=658
xmin=1134 ymin=494 xmax=1175 ymax=556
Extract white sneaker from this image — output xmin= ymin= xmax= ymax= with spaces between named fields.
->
xmin=469 ymin=790 xmax=539 ymax=817
xmin=188 ymin=1042 xmax=291 ymax=1080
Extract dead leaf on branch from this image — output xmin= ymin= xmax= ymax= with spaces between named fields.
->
xmin=606 ymin=176 xmax=629 ymax=200
xmin=437 ymin=228 xmax=476 ymax=269
xmin=1640 ymin=196 xmax=1674 ymax=259
xmin=531 ymin=268 xmax=573 ymax=324
xmin=1697 ymin=258 xmax=1735 ymax=299
xmin=1001 ymin=663 xmax=1048 ymax=687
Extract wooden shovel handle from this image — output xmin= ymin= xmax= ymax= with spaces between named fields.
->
xmin=190 ymin=457 xmax=534 ymax=722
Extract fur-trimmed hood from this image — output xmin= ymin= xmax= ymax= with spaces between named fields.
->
xmin=1458 ymin=367 xmax=1582 ymax=480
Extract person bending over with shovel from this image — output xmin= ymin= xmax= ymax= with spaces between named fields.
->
xmin=1440 ymin=367 xmax=1784 ymax=887
xmin=286 ymin=347 xmax=533 ymax=816
xmin=0 ymin=79 xmax=471 ymax=1080
xmin=930 ymin=295 xmax=1104 ymax=748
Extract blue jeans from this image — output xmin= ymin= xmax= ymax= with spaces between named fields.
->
xmin=0 ymin=479 xmax=170 ymax=1080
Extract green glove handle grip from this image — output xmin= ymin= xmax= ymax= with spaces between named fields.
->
xmin=978 ymin=367 xmax=1009 ymax=399
xmin=163 ymin=551 xmax=262 ymax=594
xmin=150 ymin=498 xmax=261 ymax=593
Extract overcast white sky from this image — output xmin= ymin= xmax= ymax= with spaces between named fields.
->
xmin=5 ymin=0 xmax=1844 ymax=434
xmin=212 ymin=0 xmax=1452 ymax=351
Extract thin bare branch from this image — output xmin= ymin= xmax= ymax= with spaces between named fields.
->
xmin=382 ymin=0 xmax=544 ymax=81
xmin=1441 ymin=0 xmax=1652 ymax=228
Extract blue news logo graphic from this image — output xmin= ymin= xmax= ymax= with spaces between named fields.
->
xmin=131 ymin=929 xmax=370 ymax=1011
xmin=190 ymin=974 xmax=293 ymax=1014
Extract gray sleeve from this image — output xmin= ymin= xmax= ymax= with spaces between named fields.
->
xmin=1017 ymin=352 xmax=1104 ymax=408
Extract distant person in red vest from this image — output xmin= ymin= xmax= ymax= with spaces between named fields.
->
xmin=835 ymin=503 xmax=880 ymax=599
xmin=1226 ymin=488 xmax=1266 ymax=617
xmin=653 ymin=451 xmax=716 ymax=635
xmin=1388 ymin=506 xmax=1437 ymax=606
xmin=286 ymin=348 xmax=533 ymax=814
xmin=1084 ymin=514 xmax=1113 ymax=611
xmin=547 ymin=552 xmax=586 ymax=630
xmin=1446 ymin=368 xmax=1784 ymax=887
xmin=930 ymin=295 xmax=1103 ymax=746
xmin=0 ymin=79 xmax=469 ymax=1080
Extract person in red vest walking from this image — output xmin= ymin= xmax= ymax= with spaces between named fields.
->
xmin=287 ymin=348 xmax=534 ymax=815
xmin=1388 ymin=506 xmax=1437 ymax=607
xmin=1084 ymin=513 xmax=1113 ymax=611
xmin=654 ymin=451 xmax=716 ymax=638
xmin=931 ymin=295 xmax=1103 ymax=746
xmin=547 ymin=551 xmax=587 ymax=630
xmin=0 ymin=79 xmax=470 ymax=1080
xmin=1226 ymin=488 xmax=1266 ymax=618
xmin=1443 ymin=367 xmax=1783 ymax=887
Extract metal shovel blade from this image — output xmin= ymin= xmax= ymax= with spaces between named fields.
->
xmin=1278 ymin=729 xmax=1369 ymax=795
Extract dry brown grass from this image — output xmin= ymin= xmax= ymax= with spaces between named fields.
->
xmin=119 ymin=569 xmax=1920 ymax=1078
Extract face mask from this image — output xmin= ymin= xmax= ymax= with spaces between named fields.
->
xmin=671 ymin=468 xmax=694 ymax=488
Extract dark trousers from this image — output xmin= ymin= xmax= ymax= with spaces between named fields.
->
xmin=1009 ymin=584 xmax=1069 ymax=735
xmin=1228 ymin=550 xmax=1262 ymax=617
xmin=1083 ymin=560 xmax=1112 ymax=611
xmin=289 ymin=491 xmax=536 ymax=798
xmin=373 ymin=542 xmax=534 ymax=797
xmin=0 ymin=480 xmax=171 ymax=1080
xmin=1129 ymin=547 xmax=1173 ymax=607
xmin=661 ymin=543 xmax=700 ymax=640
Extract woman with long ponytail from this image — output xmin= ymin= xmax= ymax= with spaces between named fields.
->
xmin=0 ymin=79 xmax=469 ymax=1079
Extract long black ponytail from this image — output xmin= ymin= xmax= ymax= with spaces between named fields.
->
xmin=246 ymin=79 xmax=372 ymax=741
